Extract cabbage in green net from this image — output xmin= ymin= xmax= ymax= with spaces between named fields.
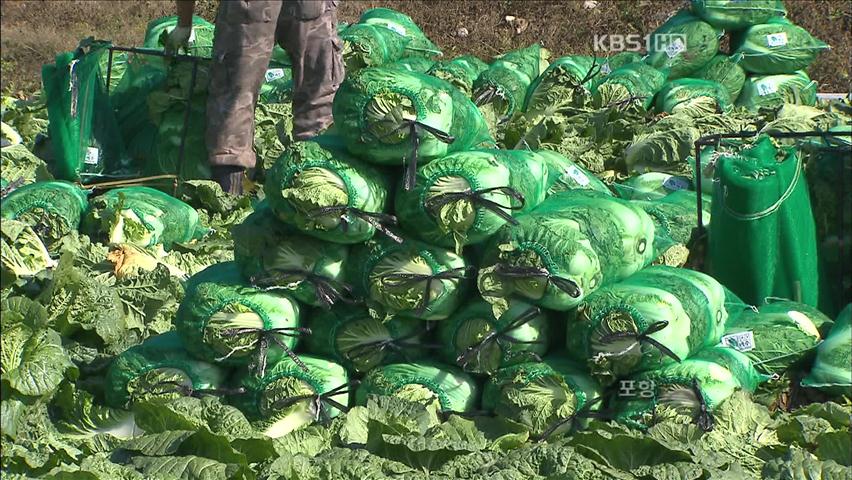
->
xmin=1 ymin=219 xmax=56 ymax=286
xmin=591 ymin=62 xmax=668 ymax=111
xmin=733 ymin=18 xmax=829 ymax=75
xmin=691 ymin=0 xmax=787 ymax=30
xmin=538 ymin=149 xmax=613 ymax=197
xmin=645 ymin=10 xmax=721 ymax=79
xmin=802 ymin=304 xmax=852 ymax=396
xmin=355 ymin=361 xmax=479 ymax=413
xmin=1 ymin=180 xmax=89 ymax=252
xmin=357 ymin=8 xmax=442 ymax=57
xmin=655 ymin=78 xmax=732 ymax=116
xmin=694 ymin=54 xmax=747 ymax=103
xmin=736 ymin=71 xmax=818 ymax=111
xmin=633 ymin=189 xmax=709 ymax=267
xmin=523 ymin=56 xmax=603 ymax=115
xmin=473 ymin=44 xmax=551 ymax=128
xmin=427 ymin=55 xmax=489 ymax=97
xmin=386 ymin=56 xmax=437 ymax=74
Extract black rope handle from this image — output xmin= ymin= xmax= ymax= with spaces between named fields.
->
xmin=271 ymin=380 xmax=360 ymax=421
xmin=494 ymin=263 xmax=582 ymax=298
xmin=691 ymin=378 xmax=714 ymax=432
xmin=378 ymin=119 xmax=456 ymax=191
xmin=379 ymin=265 xmax=474 ymax=317
xmin=456 ymin=306 xmax=544 ymax=370
xmin=308 ymin=205 xmax=404 ymax=244
xmin=597 ymin=320 xmax=682 ymax=363
xmin=345 ymin=321 xmax=443 ymax=363
xmin=249 ymin=269 xmax=360 ymax=310
xmin=424 ymin=186 xmax=526 ymax=225
xmin=220 ymin=326 xmax=312 ymax=378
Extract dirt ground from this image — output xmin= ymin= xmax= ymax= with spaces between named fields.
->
xmin=1 ymin=0 xmax=850 ymax=94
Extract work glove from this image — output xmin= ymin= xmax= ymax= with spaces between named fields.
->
xmin=164 ymin=25 xmax=193 ymax=54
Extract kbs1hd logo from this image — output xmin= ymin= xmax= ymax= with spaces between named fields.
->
xmin=593 ymin=33 xmax=687 ymax=55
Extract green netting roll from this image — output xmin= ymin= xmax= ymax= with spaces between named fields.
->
xmin=386 ymin=56 xmax=437 ymax=74
xmin=523 ymin=56 xmax=603 ymax=115
xmin=655 ymin=78 xmax=732 ymax=116
xmin=304 ymin=307 xmax=429 ymax=373
xmin=175 ymin=262 xmax=303 ymax=374
xmin=473 ymin=44 xmax=551 ymax=123
xmin=591 ymin=62 xmax=668 ymax=111
xmin=691 ymin=0 xmax=787 ymax=30
xmin=427 ymin=55 xmax=489 ymax=97
xmin=0 ymin=180 xmax=88 ymax=251
xmin=538 ymin=149 xmax=613 ymax=197
xmin=83 ymin=186 xmax=205 ymax=250
xmin=357 ymin=8 xmax=442 ymax=57
xmin=265 ymin=138 xmax=392 ymax=244
xmin=802 ymin=304 xmax=852 ymax=396
xmin=348 ymin=235 xmax=471 ymax=320
xmin=355 ymin=361 xmax=480 ymax=413
xmin=481 ymin=358 xmax=602 ymax=438
xmin=231 ymin=355 xmax=350 ymax=438
xmin=567 ymin=265 xmax=728 ymax=385
xmin=645 ymin=10 xmax=721 ymax=79
xmin=104 ymin=332 xmax=226 ymax=409
xmin=394 ymin=149 xmax=549 ymax=252
xmin=708 ymin=136 xmax=820 ymax=307
xmin=623 ymin=113 xmax=701 ymax=175
xmin=733 ymin=18 xmax=829 ymax=75
xmin=611 ymin=346 xmax=768 ymax=430
xmin=694 ymin=54 xmax=747 ymax=103
xmin=232 ymin=203 xmax=350 ymax=308
xmin=634 ymin=190 xmax=709 ymax=268
xmin=437 ymin=299 xmax=549 ymax=374
xmin=143 ymin=15 xmax=216 ymax=57
xmin=735 ymin=71 xmax=817 ymax=111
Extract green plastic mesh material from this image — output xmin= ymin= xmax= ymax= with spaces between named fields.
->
xmin=733 ymin=18 xmax=829 ymax=75
xmin=478 ymin=190 xmax=655 ymax=316
xmin=591 ymin=62 xmax=668 ymax=111
xmin=645 ymin=11 xmax=721 ymax=79
xmin=259 ymin=67 xmax=294 ymax=104
xmin=104 ymin=332 xmax=226 ymax=408
xmin=623 ymin=113 xmax=701 ymax=176
xmin=736 ymin=71 xmax=818 ymax=111
xmin=655 ymin=78 xmax=732 ymax=116
xmin=757 ymin=300 xmax=835 ymax=335
xmin=481 ymin=358 xmax=602 ymax=438
xmin=386 ymin=56 xmax=437 ymax=74
xmin=394 ymin=149 xmax=549 ymax=252
xmin=642 ymin=190 xmax=710 ymax=267
xmin=340 ymin=24 xmax=411 ymax=73
xmin=304 ymin=307 xmax=428 ymax=373
xmin=355 ymin=361 xmax=479 ymax=413
xmin=142 ymin=15 xmax=216 ymax=57
xmin=427 ymin=55 xmax=489 ymax=97
xmin=265 ymin=138 xmax=391 ymax=244
xmin=708 ymin=136 xmax=820 ymax=307
xmin=348 ymin=235 xmax=470 ymax=321
xmin=802 ymin=304 xmax=852 ymax=396
xmin=567 ymin=265 xmax=728 ymax=385
xmin=174 ymin=262 xmax=302 ymax=369
xmin=83 ymin=186 xmax=205 ymax=249
xmin=232 ymin=203 xmax=350 ymax=308
xmin=691 ymin=0 xmax=787 ymax=30
xmin=616 ymin=172 xmax=693 ymax=201
xmin=357 ymin=8 xmax=441 ymax=57
xmin=695 ymin=54 xmax=747 ymax=103
xmin=0 ymin=180 xmax=89 ymax=252
xmin=523 ymin=56 xmax=602 ymax=114
xmin=473 ymin=44 xmax=551 ymax=123
xmin=538 ymin=149 xmax=613 ymax=197
xmin=438 ymin=300 xmax=549 ymax=374
xmin=333 ymin=67 xmax=495 ymax=170
xmin=612 ymin=346 xmax=768 ymax=430
xmin=599 ymin=52 xmax=643 ymax=76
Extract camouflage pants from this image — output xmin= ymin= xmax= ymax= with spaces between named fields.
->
xmin=206 ymin=0 xmax=343 ymax=169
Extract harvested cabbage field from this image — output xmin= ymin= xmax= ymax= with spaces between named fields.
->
xmin=1 ymin=2 xmax=851 ymax=480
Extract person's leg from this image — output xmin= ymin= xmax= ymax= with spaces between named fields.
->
xmin=206 ymin=0 xmax=282 ymax=194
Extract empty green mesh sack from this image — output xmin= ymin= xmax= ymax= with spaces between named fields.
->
xmin=523 ymin=56 xmax=603 ymax=114
xmin=348 ymin=235 xmax=471 ymax=321
xmin=645 ymin=10 xmax=722 ymax=79
xmin=709 ymin=136 xmax=820 ymax=307
xmin=694 ymin=54 xmax=747 ymax=103
xmin=232 ymin=203 xmax=350 ymax=308
xmin=481 ymin=357 xmax=603 ymax=438
xmin=1 ymin=219 xmax=56 ymax=286
xmin=83 ymin=186 xmax=205 ymax=249
xmin=427 ymin=55 xmax=489 ymax=96
xmin=174 ymin=262 xmax=303 ymax=375
xmin=733 ymin=18 xmax=829 ymax=75
xmin=231 ymin=355 xmax=350 ymax=438
xmin=538 ymin=149 xmax=613 ymax=197
xmin=736 ymin=71 xmax=818 ymax=110
xmin=357 ymin=8 xmax=441 ymax=57
xmin=567 ymin=265 xmax=728 ymax=385
xmin=264 ymin=137 xmax=392 ymax=244
xmin=104 ymin=332 xmax=227 ymax=408
xmin=655 ymin=78 xmax=733 ymax=116
xmin=394 ymin=149 xmax=549 ymax=252
xmin=386 ymin=56 xmax=437 ymax=74
xmin=474 ymin=44 xmax=551 ymax=124
xmin=438 ymin=300 xmax=549 ymax=375
xmin=143 ymin=15 xmax=216 ymax=57
xmin=304 ymin=306 xmax=430 ymax=373
xmin=691 ymin=0 xmax=787 ymax=30
xmin=623 ymin=113 xmax=702 ymax=175
xmin=355 ymin=361 xmax=480 ymax=413
xmin=591 ymin=62 xmax=668 ymax=111
xmin=611 ymin=346 xmax=768 ymax=430
xmin=0 ymin=180 xmax=88 ymax=252
xmin=802 ymin=304 xmax=852 ymax=396
xmin=634 ymin=189 xmax=710 ymax=268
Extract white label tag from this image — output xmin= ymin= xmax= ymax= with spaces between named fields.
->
xmin=386 ymin=23 xmax=407 ymax=36
xmin=665 ymin=38 xmax=686 ymax=58
xmin=564 ymin=165 xmax=590 ymax=186
xmin=757 ymin=82 xmax=778 ymax=96
xmin=84 ymin=147 xmax=100 ymax=165
xmin=265 ymin=68 xmax=286 ymax=83
xmin=663 ymin=176 xmax=690 ymax=191
xmin=766 ymin=32 xmax=788 ymax=47
xmin=721 ymin=331 xmax=756 ymax=352
xmin=601 ymin=63 xmax=612 ymax=75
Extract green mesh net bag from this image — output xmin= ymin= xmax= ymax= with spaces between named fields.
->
xmin=599 ymin=52 xmax=644 ymax=76
xmin=538 ymin=149 xmax=613 ymax=197
xmin=733 ymin=17 xmax=829 ymax=75
xmin=394 ymin=149 xmax=549 ymax=252
xmin=231 ymin=355 xmax=351 ymax=438
xmin=1 ymin=219 xmax=56 ymax=286
xmin=708 ymin=136 xmax=820 ymax=307
xmin=427 ymin=55 xmax=489 ymax=97
xmin=232 ymin=203 xmax=351 ymax=308
xmin=736 ymin=71 xmax=818 ymax=110
xmin=523 ymin=56 xmax=603 ymax=114
xmin=83 ymin=186 xmax=205 ymax=250
xmin=591 ymin=62 xmax=668 ymax=111
xmin=473 ymin=44 xmax=551 ymax=125
xmin=802 ymin=304 xmax=852 ymax=396
xmin=611 ymin=345 xmax=769 ymax=431
xmin=355 ymin=361 xmax=480 ymax=413
xmin=348 ymin=235 xmax=471 ymax=320
xmin=481 ymin=357 xmax=603 ymax=439
xmin=143 ymin=15 xmax=216 ymax=57
xmin=0 ymin=180 xmax=88 ymax=252
xmin=691 ymin=0 xmax=787 ymax=30
xmin=264 ymin=137 xmax=393 ymax=244
xmin=104 ymin=332 xmax=227 ymax=409
xmin=634 ymin=190 xmax=710 ymax=268
xmin=437 ymin=300 xmax=549 ymax=375
xmin=333 ymin=67 xmax=495 ymax=190
xmin=645 ymin=10 xmax=722 ymax=79
xmin=340 ymin=24 xmax=412 ymax=73
xmin=694 ymin=54 xmax=748 ymax=103
xmin=386 ymin=56 xmax=437 ymax=74
xmin=175 ymin=262 xmax=304 ymax=376
xmin=623 ymin=113 xmax=702 ymax=176
xmin=567 ymin=265 xmax=728 ymax=386
xmin=304 ymin=306 xmax=431 ymax=373
xmin=655 ymin=78 xmax=733 ymax=116
xmin=357 ymin=8 xmax=442 ymax=56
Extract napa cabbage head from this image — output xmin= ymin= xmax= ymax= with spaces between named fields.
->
xmin=1 ymin=219 xmax=56 ymax=285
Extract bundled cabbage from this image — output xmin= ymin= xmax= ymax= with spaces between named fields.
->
xmin=232 ymin=355 xmax=351 ymax=438
xmin=473 ymin=44 xmax=551 ymax=125
xmin=348 ymin=235 xmax=471 ymax=320
xmin=691 ymin=0 xmax=787 ymax=30
xmin=694 ymin=54 xmax=747 ymax=103
xmin=539 ymin=149 xmax=613 ymax=197
xmin=482 ymin=357 xmax=602 ymax=439
xmin=523 ymin=55 xmax=602 ymax=116
xmin=634 ymin=190 xmax=710 ymax=267
xmin=341 ymin=7 xmax=441 ymax=72
xmin=232 ymin=203 xmax=351 ymax=308
xmin=83 ymin=186 xmax=206 ymax=250
xmin=355 ymin=362 xmax=479 ymax=413
xmin=304 ymin=307 xmax=430 ymax=373
xmin=645 ymin=11 xmax=721 ymax=79
xmin=655 ymin=78 xmax=732 ymax=116
xmin=733 ymin=18 xmax=829 ymax=75
xmin=567 ymin=265 xmax=728 ymax=385
xmin=394 ymin=149 xmax=549 ymax=252
xmin=175 ymin=263 xmax=303 ymax=375
xmin=438 ymin=300 xmax=549 ymax=374
xmin=591 ymin=62 xmax=667 ymax=110
xmin=1 ymin=219 xmax=56 ymax=286
xmin=736 ymin=71 xmax=817 ymax=110
xmin=104 ymin=332 xmax=226 ymax=408
xmin=427 ymin=55 xmax=489 ymax=96
xmin=1 ymin=180 xmax=88 ymax=251
xmin=599 ymin=52 xmax=643 ymax=76
xmin=802 ymin=304 xmax=851 ymax=396
xmin=623 ymin=113 xmax=701 ymax=176
xmin=386 ymin=56 xmax=437 ymax=74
